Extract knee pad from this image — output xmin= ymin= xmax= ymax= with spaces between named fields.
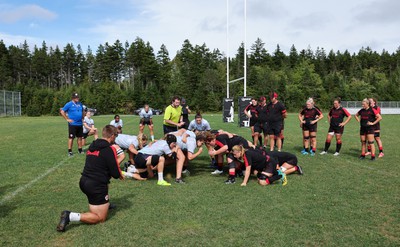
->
xmin=303 ymin=136 xmax=310 ymax=140
xmin=310 ymin=135 xmax=316 ymax=139
xmin=228 ymin=162 xmax=236 ymax=169
xmin=368 ymin=141 xmax=374 ymax=144
xmin=374 ymin=132 xmax=380 ymax=138
xmin=361 ymin=140 xmax=366 ymax=144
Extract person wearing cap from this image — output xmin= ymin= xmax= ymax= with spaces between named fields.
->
xmin=133 ymin=134 xmax=181 ymax=186
xmin=180 ymin=98 xmax=191 ymax=129
xmin=163 ymin=96 xmax=184 ymax=134
xmin=60 ymin=92 xmax=85 ymax=156
xmin=110 ymin=115 xmax=123 ymax=134
xmin=266 ymin=92 xmax=287 ymax=151
xmin=253 ymin=96 xmax=269 ymax=148
xmin=187 ymin=112 xmax=211 ymax=133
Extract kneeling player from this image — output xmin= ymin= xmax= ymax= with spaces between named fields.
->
xmin=267 ymin=151 xmax=303 ymax=175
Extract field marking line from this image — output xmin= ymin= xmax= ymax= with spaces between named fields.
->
xmin=0 ymin=157 xmax=70 ymax=206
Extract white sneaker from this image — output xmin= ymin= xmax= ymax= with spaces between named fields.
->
xmin=320 ymin=151 xmax=327 ymax=155
xmin=333 ymin=152 xmax=340 ymax=156
xmin=127 ymin=165 xmax=137 ymax=173
xmin=182 ymin=169 xmax=190 ymax=176
xmin=211 ymin=169 xmax=223 ymax=175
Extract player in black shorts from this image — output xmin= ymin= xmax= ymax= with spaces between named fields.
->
xmin=298 ymin=98 xmax=323 ymax=156
xmin=244 ymin=98 xmax=261 ymax=145
xmin=267 ymin=151 xmax=303 ymax=176
xmin=320 ymin=98 xmax=352 ymax=156
xmin=205 ymin=132 xmax=254 ymax=184
xmin=56 ymin=125 xmax=125 ymax=232
xmin=367 ymin=98 xmax=384 ymax=158
xmin=266 ymin=92 xmax=287 ymax=151
xmin=253 ymin=96 xmax=269 ymax=147
xmin=231 ymin=145 xmax=287 ymax=186
xmin=355 ymin=98 xmax=382 ymax=160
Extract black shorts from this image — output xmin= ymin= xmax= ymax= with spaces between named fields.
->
xmin=140 ymin=118 xmax=152 ymax=125
xmin=134 ymin=153 xmax=160 ymax=169
xmin=302 ymin=121 xmax=318 ymax=132
xmin=254 ymin=122 xmax=268 ymax=134
xmin=79 ymin=176 xmax=109 ymax=205
xmin=267 ymin=121 xmax=283 ymax=136
xmin=163 ymin=124 xmax=178 ymax=134
xmin=68 ymin=125 xmax=83 ymax=138
xmin=360 ymin=126 xmax=375 ymax=135
xmin=328 ymin=125 xmax=344 ymax=135
xmin=282 ymin=155 xmax=298 ymax=166
xmin=249 ymin=118 xmax=258 ymax=127
xmin=82 ymin=132 xmax=90 ymax=139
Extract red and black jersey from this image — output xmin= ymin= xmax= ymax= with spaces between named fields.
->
xmin=267 ymin=151 xmax=297 ymax=166
xmin=242 ymin=148 xmax=276 ymax=172
xmin=245 ymin=103 xmax=259 ymax=122
xmin=357 ymin=107 xmax=379 ymax=127
xmin=266 ymin=101 xmax=286 ymax=123
xmin=214 ymin=134 xmax=250 ymax=152
xmin=256 ymin=104 xmax=268 ymax=123
xmin=300 ymin=106 xmax=322 ymax=121
xmin=372 ymin=105 xmax=381 ymax=130
xmin=329 ymin=106 xmax=351 ymax=127
xmin=81 ymin=139 xmax=121 ymax=184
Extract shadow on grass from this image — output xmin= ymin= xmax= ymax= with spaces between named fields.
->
xmin=0 ymin=204 xmax=17 ymax=218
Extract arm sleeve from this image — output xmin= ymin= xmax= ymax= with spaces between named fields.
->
xmin=139 ymin=110 xmax=144 ymax=118
xmin=343 ymin=108 xmax=351 ymax=117
xmin=61 ymin=102 xmax=71 ymax=112
xmin=243 ymin=153 xmax=251 ymax=167
xmin=106 ymin=146 xmax=121 ymax=179
xmin=163 ymin=106 xmax=172 ymax=121
xmin=205 ymin=120 xmax=211 ymax=130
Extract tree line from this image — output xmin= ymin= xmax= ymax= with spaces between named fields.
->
xmin=0 ymin=38 xmax=399 ymax=116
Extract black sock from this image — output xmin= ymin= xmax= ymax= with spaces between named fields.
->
xmin=267 ymin=174 xmax=282 ymax=184
xmin=78 ymin=148 xmax=83 ymax=152
xmin=324 ymin=142 xmax=330 ymax=152
xmin=68 ymin=149 xmax=72 ymax=153
xmin=336 ymin=143 xmax=342 ymax=153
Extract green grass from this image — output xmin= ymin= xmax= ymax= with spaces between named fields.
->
xmin=0 ymin=114 xmax=399 ymax=246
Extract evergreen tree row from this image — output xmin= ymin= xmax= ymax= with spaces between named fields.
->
xmin=0 ymin=38 xmax=399 ymax=116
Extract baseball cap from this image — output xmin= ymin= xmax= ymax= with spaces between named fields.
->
xmin=259 ymin=96 xmax=266 ymax=101
xmin=71 ymin=92 xmax=79 ymax=98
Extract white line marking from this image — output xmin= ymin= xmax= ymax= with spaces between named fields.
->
xmin=0 ymin=158 xmax=69 ymax=206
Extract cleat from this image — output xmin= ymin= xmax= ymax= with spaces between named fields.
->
xmin=333 ymin=152 xmax=340 ymax=156
xmin=224 ymin=177 xmax=236 ymax=184
xmin=301 ymin=149 xmax=309 ymax=155
xmin=127 ymin=165 xmax=137 ymax=173
xmin=371 ymin=157 xmax=376 ymax=161
xmin=280 ymin=172 xmax=288 ymax=186
xmin=378 ymin=152 xmax=384 ymax=158
xmin=182 ymin=169 xmax=190 ymax=176
xmin=175 ymin=178 xmax=185 ymax=184
xmin=68 ymin=152 xmax=73 ymax=157
xmin=297 ymin=165 xmax=304 ymax=175
xmin=320 ymin=151 xmax=327 ymax=155
xmin=236 ymin=170 xmax=244 ymax=178
xmin=56 ymin=210 xmax=70 ymax=232
xmin=211 ymin=169 xmax=223 ymax=175
xmin=79 ymin=150 xmax=85 ymax=154
xmin=309 ymin=151 xmax=315 ymax=156
xmin=359 ymin=155 xmax=365 ymax=160
xmin=365 ymin=152 xmax=371 ymax=156
xmin=209 ymin=160 xmax=217 ymax=169
xmin=157 ymin=180 xmax=171 ymax=186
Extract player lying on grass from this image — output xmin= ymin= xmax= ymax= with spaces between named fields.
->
xmin=205 ymin=131 xmax=255 ymax=184
xmin=133 ymin=134 xmax=182 ymax=186
xmin=267 ymin=151 xmax=303 ymax=175
xmin=230 ymin=145 xmax=287 ymax=186
xmin=57 ymin=125 xmax=125 ymax=232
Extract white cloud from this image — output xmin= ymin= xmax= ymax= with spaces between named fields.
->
xmin=0 ymin=4 xmax=57 ymax=23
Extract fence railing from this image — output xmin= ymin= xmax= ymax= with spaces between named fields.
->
xmin=341 ymin=101 xmax=400 ymax=115
xmin=0 ymin=90 xmax=21 ymax=117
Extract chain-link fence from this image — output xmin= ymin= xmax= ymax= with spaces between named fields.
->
xmin=0 ymin=90 xmax=21 ymax=117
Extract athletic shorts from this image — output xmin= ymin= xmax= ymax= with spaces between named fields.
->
xmin=302 ymin=121 xmax=318 ymax=132
xmin=134 ymin=153 xmax=160 ymax=169
xmin=328 ymin=125 xmax=344 ymax=135
xmin=282 ymin=155 xmax=298 ymax=166
xmin=163 ymin=124 xmax=178 ymax=135
xmin=254 ymin=122 xmax=268 ymax=134
xmin=249 ymin=118 xmax=258 ymax=127
xmin=267 ymin=121 xmax=283 ymax=136
xmin=360 ymin=126 xmax=375 ymax=135
xmin=79 ymin=176 xmax=109 ymax=205
xmin=374 ymin=122 xmax=380 ymax=131
xmin=68 ymin=125 xmax=83 ymax=139
xmin=140 ymin=118 xmax=152 ymax=125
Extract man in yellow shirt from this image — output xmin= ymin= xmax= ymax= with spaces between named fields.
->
xmin=163 ymin=96 xmax=184 ymax=134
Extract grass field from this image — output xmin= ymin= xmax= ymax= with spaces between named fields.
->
xmin=0 ymin=113 xmax=399 ymax=246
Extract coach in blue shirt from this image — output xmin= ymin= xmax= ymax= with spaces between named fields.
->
xmin=60 ymin=92 xmax=84 ymax=156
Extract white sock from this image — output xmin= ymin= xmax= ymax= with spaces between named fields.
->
xmin=158 ymin=172 xmax=164 ymax=181
xmin=281 ymin=167 xmax=287 ymax=172
xmin=124 ymin=172 xmax=133 ymax=178
xmin=69 ymin=212 xmax=81 ymax=222
xmin=151 ymin=135 xmax=154 ymax=141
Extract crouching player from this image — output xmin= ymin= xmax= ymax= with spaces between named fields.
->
xmin=56 ymin=125 xmax=125 ymax=232
xmin=267 ymin=151 xmax=303 ymax=175
xmin=230 ymin=145 xmax=286 ymax=186
xmin=133 ymin=134 xmax=182 ymax=186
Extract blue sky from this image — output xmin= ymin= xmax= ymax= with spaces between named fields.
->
xmin=1 ymin=0 xmax=399 ymax=57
